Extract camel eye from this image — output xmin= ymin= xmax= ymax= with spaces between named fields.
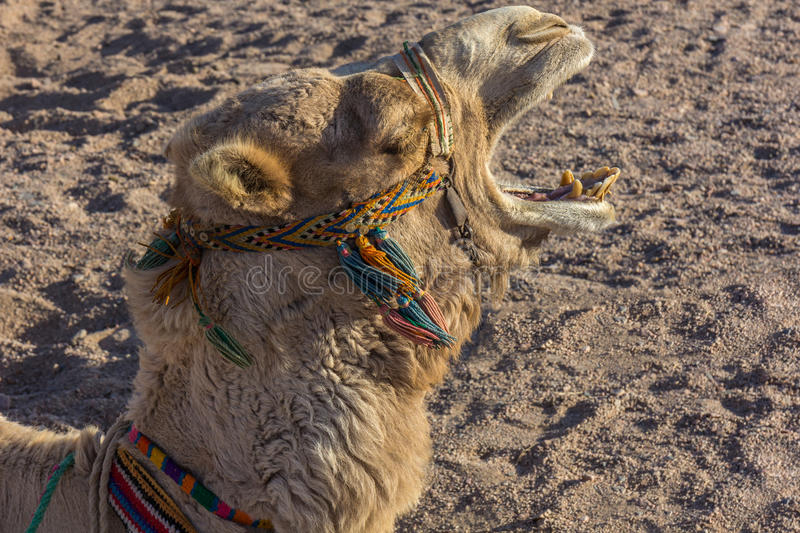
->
xmin=382 ymin=142 xmax=404 ymax=155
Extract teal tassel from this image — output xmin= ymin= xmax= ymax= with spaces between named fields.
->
xmin=396 ymin=296 xmax=455 ymax=348
xmin=196 ymin=305 xmax=253 ymax=368
xmin=136 ymin=231 xmax=182 ymax=270
xmin=370 ymin=228 xmax=419 ymax=282
xmin=371 ymin=229 xmax=453 ymax=339
xmin=336 ymin=241 xmax=400 ymax=302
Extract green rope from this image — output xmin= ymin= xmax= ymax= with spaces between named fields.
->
xmin=196 ymin=305 xmax=253 ymax=368
xmin=26 ymin=452 xmax=75 ymax=533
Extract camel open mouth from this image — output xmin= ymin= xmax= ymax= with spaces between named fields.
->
xmin=500 ymin=165 xmax=620 ymax=203
xmin=478 ymin=24 xmax=620 ymax=233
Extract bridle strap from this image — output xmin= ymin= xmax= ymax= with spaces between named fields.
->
xmin=394 ymin=44 xmax=479 ymax=262
xmin=393 ymin=42 xmax=454 ymax=158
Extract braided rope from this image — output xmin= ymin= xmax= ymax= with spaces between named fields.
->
xmin=25 ymin=452 xmax=75 ymax=533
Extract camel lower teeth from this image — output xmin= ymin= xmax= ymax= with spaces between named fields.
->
xmin=566 ymin=179 xmax=582 ymax=198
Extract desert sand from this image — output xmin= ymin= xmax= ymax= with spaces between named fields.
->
xmin=1 ymin=0 xmax=799 ymax=531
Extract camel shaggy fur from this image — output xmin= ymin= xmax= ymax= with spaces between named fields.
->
xmin=0 ymin=6 xmax=617 ymax=532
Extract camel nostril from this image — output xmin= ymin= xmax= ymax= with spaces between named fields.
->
xmin=549 ymin=14 xmax=569 ymax=28
xmin=516 ymin=25 xmax=571 ymax=44
xmin=515 ymin=14 xmax=571 ymax=44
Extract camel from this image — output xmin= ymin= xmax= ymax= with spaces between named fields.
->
xmin=0 ymin=6 xmax=620 ymax=532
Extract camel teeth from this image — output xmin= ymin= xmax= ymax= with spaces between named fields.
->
xmin=594 ymin=171 xmax=620 ymax=200
xmin=581 ymin=171 xmax=594 ymax=181
xmin=560 ymin=170 xmax=575 ymax=186
xmin=593 ymin=166 xmax=610 ymax=179
xmin=587 ymin=182 xmax=602 ymax=196
xmin=567 ymin=179 xmax=583 ymax=198
xmin=593 ymin=179 xmax=610 ymax=199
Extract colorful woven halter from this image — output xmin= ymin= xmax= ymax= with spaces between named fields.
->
xmin=178 ymin=169 xmax=444 ymax=253
xmin=108 ymin=425 xmax=274 ymax=532
xmin=135 ymin=42 xmax=456 ymax=367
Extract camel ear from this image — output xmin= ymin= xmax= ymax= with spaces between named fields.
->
xmin=189 ymin=140 xmax=293 ymax=214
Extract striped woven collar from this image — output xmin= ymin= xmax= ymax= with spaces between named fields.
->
xmin=125 ymin=425 xmax=274 ymax=531
xmin=179 ymin=41 xmax=453 ymax=255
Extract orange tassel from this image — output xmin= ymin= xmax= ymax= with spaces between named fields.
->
xmin=355 ymin=235 xmax=419 ymax=297
xmin=147 ymin=218 xmax=202 ymax=307
xmin=151 ymin=258 xmax=193 ymax=306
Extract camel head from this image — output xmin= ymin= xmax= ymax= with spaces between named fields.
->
xmin=164 ymin=4 xmax=614 ymax=248
xmin=151 ymin=6 xmax=617 ymax=366
xmin=412 ymin=6 xmax=617 ymax=262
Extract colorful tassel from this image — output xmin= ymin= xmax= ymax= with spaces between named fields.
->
xmin=337 ymin=233 xmax=454 ymax=348
xmin=370 ymin=228 xmax=419 ymax=281
xmin=336 ymin=240 xmax=400 ymax=302
xmin=371 ymin=229 xmax=452 ymax=339
xmin=396 ymin=296 xmax=455 ymax=347
xmin=417 ymin=290 xmax=450 ymax=334
xmin=196 ymin=305 xmax=253 ymax=368
xmin=379 ymin=305 xmax=438 ymax=347
xmin=355 ymin=235 xmax=418 ymax=298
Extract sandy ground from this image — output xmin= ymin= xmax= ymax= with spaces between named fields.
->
xmin=1 ymin=0 xmax=799 ymax=531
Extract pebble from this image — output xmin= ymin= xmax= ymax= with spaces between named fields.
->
xmin=112 ymin=327 xmax=132 ymax=343
xmin=71 ymin=329 xmax=87 ymax=344
xmin=712 ymin=22 xmax=729 ymax=35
